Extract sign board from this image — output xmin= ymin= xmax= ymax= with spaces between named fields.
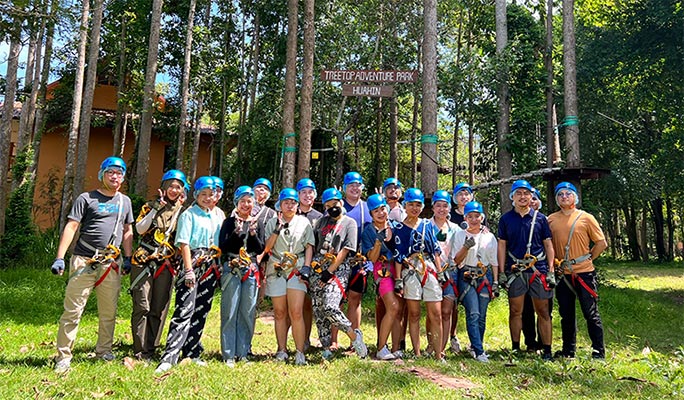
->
xmin=321 ymin=70 xmax=417 ymax=83
xmin=342 ymin=85 xmax=394 ymax=98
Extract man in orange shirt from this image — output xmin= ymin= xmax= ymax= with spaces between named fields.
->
xmin=548 ymin=182 xmax=607 ymax=359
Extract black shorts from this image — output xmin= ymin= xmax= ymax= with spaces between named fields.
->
xmin=508 ymin=270 xmax=553 ymax=300
xmin=347 ymin=263 xmax=369 ymax=294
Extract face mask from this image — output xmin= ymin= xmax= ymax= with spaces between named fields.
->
xmin=328 ymin=206 xmax=342 ymax=218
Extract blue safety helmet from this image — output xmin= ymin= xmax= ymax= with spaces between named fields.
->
xmin=296 ymin=178 xmax=316 ymax=193
xmin=554 ymin=181 xmax=579 ymax=205
xmin=343 ymin=171 xmax=364 ymax=190
xmin=432 ymin=190 xmax=451 ymax=205
xmin=98 ymin=156 xmax=126 ymax=181
xmin=278 ymin=188 xmax=299 ymax=203
xmin=233 ymin=185 xmax=254 ymax=206
xmin=403 ymin=188 xmax=425 ymax=205
xmin=253 ymin=178 xmax=273 ymax=192
xmin=382 ymin=177 xmax=402 ymax=190
xmin=194 ymin=176 xmax=216 ymax=196
xmin=452 ymin=182 xmax=472 ymax=204
xmin=464 ymin=201 xmax=484 ymax=216
xmin=532 ymin=187 xmax=541 ymax=199
xmin=367 ymin=194 xmax=389 ymax=212
xmin=509 ymin=180 xmax=534 ymax=200
xmin=321 ymin=188 xmax=343 ymax=204
xmin=161 ymin=169 xmax=188 ymax=188
xmin=212 ymin=176 xmax=224 ymax=190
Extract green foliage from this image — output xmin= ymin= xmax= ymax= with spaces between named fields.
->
xmin=0 ymin=184 xmax=36 ymax=265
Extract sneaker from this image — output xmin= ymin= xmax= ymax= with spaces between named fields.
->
xmin=54 ymin=358 xmax=71 ymax=373
xmin=294 ymin=351 xmax=307 ymax=366
xmin=450 ymin=336 xmax=461 ymax=353
xmin=155 ymin=362 xmax=173 ymax=374
xmin=541 ymin=352 xmax=554 ymax=361
xmin=376 ymin=346 xmax=396 ymax=361
xmin=275 ymin=350 xmax=289 ymax=362
xmin=437 ymin=357 xmax=448 ymax=365
xmin=225 ymin=359 xmax=236 ymax=368
xmin=392 ymin=350 xmax=404 ymax=359
xmin=192 ymin=357 xmax=207 ymax=366
xmin=475 ymin=353 xmax=489 ymax=363
xmin=469 ymin=346 xmax=476 ymax=358
xmin=351 ymin=329 xmax=368 ymax=358
xmin=591 ymin=349 xmax=605 ymax=360
xmin=554 ymin=350 xmax=576 ymax=359
xmin=321 ymin=349 xmax=333 ymax=360
xmin=100 ymin=352 xmax=115 ymax=362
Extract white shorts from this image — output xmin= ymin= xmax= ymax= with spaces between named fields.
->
xmin=401 ymin=263 xmax=443 ymax=302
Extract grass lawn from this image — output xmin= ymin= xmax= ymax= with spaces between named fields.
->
xmin=0 ymin=261 xmax=682 ymax=399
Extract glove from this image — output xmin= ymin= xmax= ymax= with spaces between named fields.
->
xmin=320 ymin=269 xmax=333 ymax=284
xmin=184 ymin=269 xmax=196 ymax=287
xmin=363 ymin=261 xmax=374 ymax=273
xmin=463 ymin=236 xmax=476 ymax=249
xmin=546 ymin=270 xmax=557 ymax=288
xmin=299 ymin=265 xmax=312 ymax=281
xmin=437 ymin=270 xmax=449 ymax=284
xmin=150 ymin=198 xmax=164 ymax=211
xmin=492 ymin=281 xmax=500 ymax=297
xmin=376 ymin=229 xmax=387 ymax=243
xmin=51 ymin=258 xmax=65 ymax=275
xmin=123 ymin=256 xmax=133 ymax=274
xmin=394 ymin=279 xmax=404 ymax=295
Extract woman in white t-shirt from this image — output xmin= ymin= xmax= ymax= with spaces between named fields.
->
xmin=449 ymin=201 xmax=499 ymax=363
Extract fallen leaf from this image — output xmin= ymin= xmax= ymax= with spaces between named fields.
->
xmin=154 ymin=372 xmax=172 ymax=382
xmin=0 ymin=369 xmax=11 ymax=375
xmin=90 ymin=390 xmax=114 ymax=398
xmin=123 ymin=357 xmax=135 ymax=371
xmin=19 ymin=346 xmax=28 ymax=353
xmin=641 ymin=347 xmax=651 ymax=356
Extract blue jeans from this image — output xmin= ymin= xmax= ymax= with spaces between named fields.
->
xmin=457 ymin=269 xmax=492 ymax=356
xmin=220 ymin=263 xmax=259 ymax=360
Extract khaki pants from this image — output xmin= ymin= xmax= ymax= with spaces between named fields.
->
xmin=56 ymin=255 xmax=121 ymax=361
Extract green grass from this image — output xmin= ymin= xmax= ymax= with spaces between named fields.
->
xmin=0 ymin=261 xmax=682 ymax=399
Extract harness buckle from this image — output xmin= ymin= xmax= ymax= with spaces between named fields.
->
xmin=274 ymin=251 xmax=298 ymax=277
xmin=312 ymin=253 xmax=335 ymax=274
xmin=376 ymin=255 xmax=392 ymax=278
xmin=87 ymin=244 xmax=121 ymax=268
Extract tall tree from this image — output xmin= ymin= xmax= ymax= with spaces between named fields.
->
xmin=420 ymin=0 xmax=438 ymax=195
xmin=281 ymin=0 xmax=298 ymax=188
xmin=112 ymin=11 xmax=128 ymax=157
xmin=495 ymin=0 xmax=512 ymax=212
xmin=175 ymin=0 xmax=197 ymax=171
xmin=297 ymin=0 xmax=315 ymax=180
xmin=135 ymin=0 xmax=163 ymax=196
xmin=562 ymin=0 xmax=580 ymax=167
xmin=74 ymin=0 xmax=105 ymax=196
xmin=59 ymin=0 xmax=91 ymax=229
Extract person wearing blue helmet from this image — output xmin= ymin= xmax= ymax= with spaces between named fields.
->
xmin=392 ymin=188 xmax=445 ymax=362
xmin=522 ymin=186 xmax=547 ymax=352
xmin=382 ymin=177 xmax=406 ymax=222
xmin=216 ymin=186 xmax=265 ymax=367
xmin=129 ymin=169 xmax=188 ymax=360
xmin=260 ymin=188 xmax=315 ymax=366
xmin=450 ymin=201 xmax=499 ymax=362
xmin=548 ymin=182 xmax=607 ymax=359
xmin=361 ymin=194 xmax=401 ymax=360
xmin=449 ymin=182 xmax=473 ymax=225
xmin=156 ymin=176 xmax=222 ymax=373
xmin=309 ymin=188 xmax=368 ymax=360
xmin=428 ymin=190 xmax=463 ymax=356
xmin=252 ymin=178 xmax=277 ymax=238
xmin=51 ymin=157 xmax=135 ymax=373
xmin=497 ymin=179 xmax=556 ymax=361
xmin=296 ymin=178 xmax=323 ymax=225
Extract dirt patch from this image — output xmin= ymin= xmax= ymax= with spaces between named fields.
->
xmin=401 ymin=366 xmax=479 ymax=390
xmin=258 ymin=310 xmax=275 ymax=325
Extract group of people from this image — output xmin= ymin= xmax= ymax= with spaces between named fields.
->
xmin=50 ymin=156 xmax=608 ymax=374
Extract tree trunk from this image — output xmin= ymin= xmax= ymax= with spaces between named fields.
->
xmin=334 ymin=97 xmax=347 ymax=184
xmin=420 ymin=0 xmax=438 ymax=196
xmin=640 ymin=206 xmax=649 ymax=262
xmin=175 ymin=0 xmax=196 ymax=171
xmin=113 ymin=12 xmax=127 ymax=157
xmin=59 ymin=0 xmax=90 ymax=230
xmin=374 ymin=98 xmax=383 ymax=188
xmin=281 ymin=0 xmax=299 ymax=189
xmin=135 ymin=0 xmax=164 ymax=196
xmin=665 ymin=197 xmax=674 ymax=261
xmin=622 ymin=205 xmax=640 ymax=261
xmin=0 ymin=18 xmax=23 ymax=236
xmin=650 ymin=198 xmax=666 ymax=262
xmin=74 ymin=0 xmax=105 ymax=196
xmin=545 ymin=0 xmax=555 ymax=168
xmin=190 ymin=95 xmax=204 ymax=182
xmin=389 ymin=95 xmax=398 ymax=178
xmin=248 ymin=12 xmax=261 ymax=118
xmin=562 ymin=0 xmax=580 ymax=167
xmin=468 ymin=122 xmax=474 ymax=184
xmin=297 ymin=0 xmax=315 ymax=180
xmin=451 ymin=12 xmax=464 ymax=190
xmin=495 ymin=0 xmax=512 ymax=213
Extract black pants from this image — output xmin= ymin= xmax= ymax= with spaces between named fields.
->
xmin=182 ymin=266 xmax=219 ymax=359
xmin=556 ymin=271 xmax=605 ymax=356
xmin=521 ymin=294 xmax=553 ymax=350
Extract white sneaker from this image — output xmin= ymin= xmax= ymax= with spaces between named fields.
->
xmin=192 ymin=358 xmax=207 ymax=366
xmin=351 ymin=329 xmax=368 ymax=358
xmin=100 ymin=352 xmax=115 ymax=362
xmin=475 ymin=353 xmax=489 ymax=363
xmin=392 ymin=350 xmax=404 ymax=359
xmin=450 ymin=336 xmax=461 ymax=353
xmin=275 ymin=350 xmax=289 ymax=362
xmin=225 ymin=359 xmax=236 ymax=368
xmin=54 ymin=358 xmax=71 ymax=373
xmin=294 ymin=351 xmax=307 ymax=366
xmin=321 ymin=349 xmax=333 ymax=360
xmin=155 ymin=362 xmax=173 ymax=374
xmin=469 ymin=347 xmax=477 ymax=358
xmin=376 ymin=345 xmax=396 ymax=360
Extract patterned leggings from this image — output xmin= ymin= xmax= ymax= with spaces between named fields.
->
xmin=310 ymin=265 xmax=352 ymax=348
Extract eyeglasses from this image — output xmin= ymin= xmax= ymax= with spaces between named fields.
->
xmin=104 ymin=169 xmax=124 ymax=177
